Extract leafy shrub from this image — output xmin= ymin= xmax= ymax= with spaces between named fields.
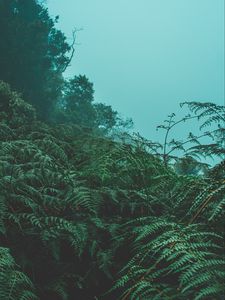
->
xmin=0 ymin=95 xmax=224 ymax=299
xmin=0 ymin=81 xmax=36 ymax=127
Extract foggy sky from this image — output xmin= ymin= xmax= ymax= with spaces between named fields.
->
xmin=47 ymin=0 xmax=224 ymax=141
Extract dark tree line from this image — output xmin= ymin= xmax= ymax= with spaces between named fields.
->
xmin=0 ymin=0 xmax=130 ymax=132
xmin=0 ymin=0 xmax=69 ymax=118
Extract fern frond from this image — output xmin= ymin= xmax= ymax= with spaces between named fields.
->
xmin=0 ymin=247 xmax=37 ymax=300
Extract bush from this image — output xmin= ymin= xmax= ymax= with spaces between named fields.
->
xmin=0 ymin=81 xmax=36 ymax=127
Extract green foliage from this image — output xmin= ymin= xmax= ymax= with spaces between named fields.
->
xmin=0 ymin=247 xmax=37 ymax=300
xmin=0 ymin=81 xmax=36 ymax=127
xmin=113 ymin=218 xmax=224 ymax=300
xmin=153 ymin=102 xmax=225 ymax=173
xmin=0 ymin=1 xmax=223 ymax=298
xmin=55 ymin=75 xmax=131 ymax=133
xmin=57 ymin=75 xmax=97 ymax=127
xmin=181 ymin=102 xmax=225 ymax=160
xmin=0 ymin=85 xmax=224 ymax=299
xmin=94 ymin=103 xmax=118 ymax=132
xmin=0 ymin=0 xmax=70 ymax=119
xmin=0 ymin=0 xmax=130 ymax=131
xmin=109 ymin=102 xmax=225 ymax=300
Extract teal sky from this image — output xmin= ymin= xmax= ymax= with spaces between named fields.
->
xmin=47 ymin=0 xmax=224 ymax=140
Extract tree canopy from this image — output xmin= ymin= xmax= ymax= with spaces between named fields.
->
xmin=0 ymin=0 xmax=127 ymax=132
xmin=0 ymin=0 xmax=70 ymax=118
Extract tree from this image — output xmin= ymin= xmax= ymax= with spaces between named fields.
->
xmin=0 ymin=0 xmax=71 ymax=119
xmin=62 ymin=75 xmax=96 ymax=127
xmin=173 ymin=156 xmax=208 ymax=175
xmin=94 ymin=103 xmax=118 ymax=131
xmin=57 ymin=75 xmax=129 ymax=133
xmin=0 ymin=81 xmax=36 ymax=127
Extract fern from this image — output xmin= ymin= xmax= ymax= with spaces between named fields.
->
xmin=113 ymin=218 xmax=224 ymax=299
xmin=0 ymin=247 xmax=37 ymax=300
xmin=0 ymin=86 xmax=224 ymax=299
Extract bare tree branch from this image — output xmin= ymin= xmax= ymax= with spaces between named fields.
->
xmin=61 ymin=28 xmax=82 ymax=73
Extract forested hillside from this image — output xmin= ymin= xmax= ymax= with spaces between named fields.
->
xmin=0 ymin=1 xmax=224 ymax=299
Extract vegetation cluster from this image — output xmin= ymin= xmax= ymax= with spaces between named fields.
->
xmin=0 ymin=1 xmax=224 ymax=299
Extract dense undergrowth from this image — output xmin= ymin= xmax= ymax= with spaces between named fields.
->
xmin=0 ymin=1 xmax=224 ymax=299
xmin=0 ymin=82 xmax=224 ymax=300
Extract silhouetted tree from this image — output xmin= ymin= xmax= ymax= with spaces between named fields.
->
xmin=57 ymin=75 xmax=128 ymax=132
xmin=0 ymin=0 xmax=71 ymax=119
xmin=94 ymin=103 xmax=118 ymax=131
xmin=62 ymin=75 xmax=96 ymax=126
